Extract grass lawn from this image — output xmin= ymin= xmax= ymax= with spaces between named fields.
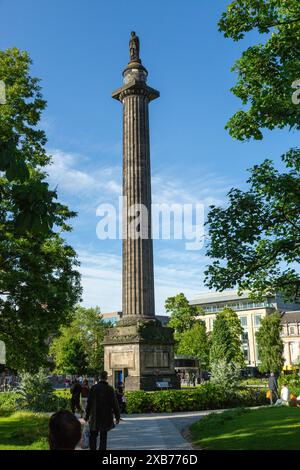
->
xmin=190 ymin=406 xmax=300 ymax=450
xmin=0 ymin=411 xmax=49 ymax=450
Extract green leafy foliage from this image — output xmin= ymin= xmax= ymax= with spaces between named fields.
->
xmin=0 ymin=48 xmax=82 ymax=371
xmin=50 ymin=306 xmax=110 ymax=376
xmin=210 ymin=359 xmax=241 ymax=392
xmin=0 ymin=372 xmax=69 ymax=414
xmin=17 ymin=369 xmax=56 ymax=412
xmin=125 ymin=384 xmax=267 ymax=413
xmin=210 ymin=308 xmax=244 ymax=367
xmin=0 ymin=48 xmax=58 ymax=233
xmin=256 ymin=312 xmax=284 ymax=373
xmin=218 ymin=1 xmax=300 ymax=141
xmin=205 ymin=2 xmax=300 ymax=300
xmin=1 ymin=385 xmax=268 ymax=415
xmin=165 ymin=294 xmax=209 ymax=364
xmin=0 ymin=392 xmax=19 ymax=416
xmin=177 ymin=321 xmax=209 ymax=367
xmin=166 ymin=293 xmax=200 ymax=336
xmin=278 ymin=373 xmax=300 ymax=396
xmin=205 ymin=149 xmax=300 ymax=301
xmin=58 ymin=338 xmax=88 ymax=376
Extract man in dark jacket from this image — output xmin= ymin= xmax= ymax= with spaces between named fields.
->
xmin=85 ymin=370 xmax=120 ymax=450
xmin=268 ymin=372 xmax=278 ymax=405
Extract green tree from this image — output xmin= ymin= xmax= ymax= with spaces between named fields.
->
xmin=256 ymin=312 xmax=284 ymax=373
xmin=0 ymin=48 xmax=81 ymax=371
xmin=50 ymin=306 xmax=110 ymax=376
xmin=73 ymin=306 xmax=109 ymax=375
xmin=218 ymin=0 xmax=300 ymax=141
xmin=165 ymin=293 xmax=200 ymax=342
xmin=205 ymin=146 xmax=300 ymax=301
xmin=210 ymin=315 xmax=233 ymax=364
xmin=210 ymin=359 xmax=240 ymax=392
xmin=59 ymin=337 xmax=88 ymax=376
xmin=177 ymin=321 xmax=209 ymax=367
xmin=220 ymin=308 xmax=245 ymax=366
xmin=205 ymin=2 xmax=300 ymax=300
xmin=210 ymin=308 xmax=244 ymax=367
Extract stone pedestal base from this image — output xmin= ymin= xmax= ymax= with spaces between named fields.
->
xmin=103 ymin=319 xmax=180 ymax=391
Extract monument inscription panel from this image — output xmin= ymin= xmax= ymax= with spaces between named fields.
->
xmin=110 ymin=351 xmax=135 ymax=369
xmin=145 ymin=351 xmax=169 ymax=368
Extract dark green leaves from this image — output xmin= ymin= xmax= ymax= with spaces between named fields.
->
xmin=256 ymin=312 xmax=284 ymax=373
xmin=0 ymin=48 xmax=81 ymax=371
xmin=205 ymin=149 xmax=300 ymax=301
xmin=219 ymin=0 xmax=300 ymax=140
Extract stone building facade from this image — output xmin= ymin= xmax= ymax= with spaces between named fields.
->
xmin=189 ymin=290 xmax=300 ymax=369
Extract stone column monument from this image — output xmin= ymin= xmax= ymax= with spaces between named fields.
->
xmin=103 ymin=32 xmax=180 ymax=391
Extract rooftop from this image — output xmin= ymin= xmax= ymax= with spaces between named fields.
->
xmin=190 ymin=290 xmax=253 ymax=306
xmin=280 ymin=311 xmax=300 ymax=324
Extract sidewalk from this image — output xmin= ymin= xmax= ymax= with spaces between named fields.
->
xmin=77 ymin=410 xmax=225 ymax=450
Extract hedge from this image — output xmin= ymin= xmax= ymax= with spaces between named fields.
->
xmin=124 ymin=383 xmax=268 ymax=413
xmin=0 ymin=390 xmax=69 ymax=415
xmin=0 ymin=383 xmax=268 ymax=414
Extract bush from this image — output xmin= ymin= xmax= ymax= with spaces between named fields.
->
xmin=17 ymin=369 xmax=55 ymax=412
xmin=0 ymin=391 xmax=19 ymax=416
xmin=210 ymin=360 xmax=240 ymax=392
xmin=278 ymin=373 xmax=300 ymax=396
xmin=125 ymin=383 xmax=268 ymax=413
xmin=53 ymin=389 xmax=71 ymax=409
xmin=17 ymin=369 xmax=70 ymax=412
xmin=0 ymin=381 xmax=268 ymax=415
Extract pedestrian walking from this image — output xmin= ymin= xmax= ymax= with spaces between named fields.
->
xmin=81 ymin=378 xmax=90 ymax=412
xmin=116 ymin=381 xmax=126 ymax=414
xmin=268 ymin=372 xmax=278 ymax=405
xmin=192 ymin=373 xmax=196 ymax=387
xmin=85 ymin=371 xmax=120 ymax=450
xmin=70 ymin=378 xmax=82 ymax=415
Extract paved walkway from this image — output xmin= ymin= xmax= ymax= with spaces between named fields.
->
xmin=78 ymin=410 xmax=225 ymax=450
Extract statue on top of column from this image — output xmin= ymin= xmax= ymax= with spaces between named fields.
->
xmin=129 ymin=31 xmax=140 ymax=62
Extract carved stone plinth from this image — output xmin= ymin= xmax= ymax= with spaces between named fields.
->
xmin=103 ymin=319 xmax=180 ymax=391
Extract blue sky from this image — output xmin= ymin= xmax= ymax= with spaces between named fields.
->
xmin=1 ymin=0 xmax=299 ymax=314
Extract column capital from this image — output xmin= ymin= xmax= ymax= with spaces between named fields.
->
xmin=112 ymin=80 xmax=159 ymax=102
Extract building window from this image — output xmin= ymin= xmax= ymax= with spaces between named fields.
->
xmin=243 ymin=346 xmax=250 ymax=362
xmin=242 ymin=331 xmax=249 ymax=342
xmin=290 ymin=342 xmax=300 ymax=364
xmin=240 ymin=316 xmax=247 ymax=327
xmin=289 ymin=326 xmax=295 ymax=336
xmin=254 ymin=315 xmax=262 ymax=326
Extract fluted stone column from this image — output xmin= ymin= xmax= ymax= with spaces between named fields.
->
xmin=112 ymin=56 xmax=159 ymax=319
xmin=104 ymin=33 xmax=180 ymax=391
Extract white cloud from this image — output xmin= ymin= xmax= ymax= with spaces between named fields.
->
xmin=77 ymin=245 xmax=208 ymax=315
xmin=46 ymin=147 xmax=234 ymax=314
xmin=46 ymin=149 xmax=122 ymax=201
xmin=152 ymin=173 xmax=232 ymax=207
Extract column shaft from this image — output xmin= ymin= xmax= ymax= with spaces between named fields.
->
xmin=122 ymin=93 xmax=155 ymax=318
